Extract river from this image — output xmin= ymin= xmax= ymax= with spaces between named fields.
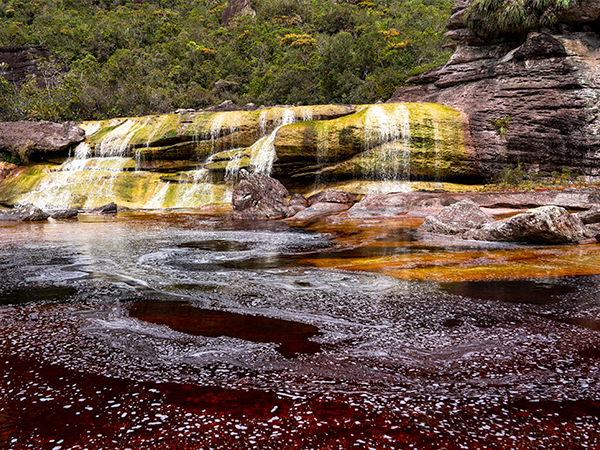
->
xmin=1 ymin=211 xmax=599 ymax=449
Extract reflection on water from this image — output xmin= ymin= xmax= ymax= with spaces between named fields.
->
xmin=1 ymin=212 xmax=600 ymax=448
xmin=129 ymin=301 xmax=322 ymax=358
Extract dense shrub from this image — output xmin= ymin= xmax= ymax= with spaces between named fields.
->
xmin=0 ymin=0 xmax=453 ymax=121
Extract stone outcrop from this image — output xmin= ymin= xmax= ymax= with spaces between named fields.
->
xmin=388 ymin=0 xmax=600 ymax=180
xmin=232 ymin=170 xmax=295 ymax=220
xmin=419 ymin=201 xmax=591 ymax=244
xmin=221 ymin=0 xmax=256 ymax=26
xmin=0 ymin=121 xmax=85 ymax=161
xmin=0 ymin=45 xmax=52 ymax=86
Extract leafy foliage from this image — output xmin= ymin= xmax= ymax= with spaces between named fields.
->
xmin=0 ymin=0 xmax=453 ymax=121
xmin=465 ymin=0 xmax=575 ymax=35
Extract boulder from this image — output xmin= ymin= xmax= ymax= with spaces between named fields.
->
xmin=472 ymin=206 xmax=590 ymax=244
xmin=0 ymin=121 xmax=85 ymax=162
xmin=307 ymin=190 xmax=356 ymax=206
xmin=89 ymin=202 xmax=118 ymax=214
xmin=50 ymin=209 xmax=79 ymax=219
xmin=0 ymin=205 xmax=49 ymax=222
xmin=420 ymin=201 xmax=590 ymax=244
xmin=232 ymin=170 xmax=295 ymax=220
xmin=419 ymin=199 xmax=493 ymax=236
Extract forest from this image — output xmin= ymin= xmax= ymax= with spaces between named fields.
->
xmin=0 ymin=0 xmax=453 ymax=121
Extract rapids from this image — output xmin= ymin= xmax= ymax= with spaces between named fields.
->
xmin=1 ymin=212 xmax=600 ymax=448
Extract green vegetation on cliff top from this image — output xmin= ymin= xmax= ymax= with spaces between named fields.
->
xmin=0 ymin=0 xmax=453 ymax=121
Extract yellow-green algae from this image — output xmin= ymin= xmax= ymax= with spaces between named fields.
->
xmin=273 ymin=103 xmax=470 ymax=179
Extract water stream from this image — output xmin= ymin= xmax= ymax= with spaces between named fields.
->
xmin=1 ymin=213 xmax=599 ymax=448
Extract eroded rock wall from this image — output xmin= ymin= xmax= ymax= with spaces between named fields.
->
xmin=388 ymin=0 xmax=600 ymax=180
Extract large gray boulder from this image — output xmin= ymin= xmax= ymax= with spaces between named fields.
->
xmin=0 ymin=121 xmax=85 ymax=162
xmin=232 ymin=170 xmax=296 ymax=220
xmin=472 ymin=206 xmax=591 ymax=244
xmin=420 ymin=201 xmax=590 ymax=244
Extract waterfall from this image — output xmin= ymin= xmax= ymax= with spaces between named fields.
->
xmin=249 ymin=108 xmax=297 ymax=175
xmin=146 ymin=170 xmax=231 ymax=209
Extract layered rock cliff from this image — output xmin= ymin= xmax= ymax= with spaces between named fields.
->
xmin=388 ymin=0 xmax=600 ymax=180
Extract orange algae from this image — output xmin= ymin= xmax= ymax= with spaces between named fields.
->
xmin=301 ymin=217 xmax=600 ymax=282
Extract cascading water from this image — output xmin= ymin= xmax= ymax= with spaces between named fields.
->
xmin=249 ymin=108 xmax=299 ymax=175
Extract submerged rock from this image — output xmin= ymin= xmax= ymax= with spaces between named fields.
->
xmin=232 ymin=170 xmax=295 ymax=220
xmin=89 ymin=202 xmax=118 ymax=214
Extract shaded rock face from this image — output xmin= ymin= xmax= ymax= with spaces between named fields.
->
xmin=232 ymin=170 xmax=295 ymax=220
xmin=221 ymin=0 xmax=256 ymax=26
xmin=0 ymin=162 xmax=17 ymax=185
xmin=0 ymin=45 xmax=51 ymax=86
xmin=0 ymin=121 xmax=85 ymax=161
xmin=389 ymin=0 xmax=600 ymax=180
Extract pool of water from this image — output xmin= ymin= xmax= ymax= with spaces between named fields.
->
xmin=1 ymin=211 xmax=600 ymax=448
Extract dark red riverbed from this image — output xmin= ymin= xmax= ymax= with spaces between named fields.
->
xmin=1 ymin=212 xmax=600 ymax=448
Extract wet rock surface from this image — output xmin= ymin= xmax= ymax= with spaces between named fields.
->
xmin=0 ymin=205 xmax=49 ymax=221
xmin=232 ymin=170 xmax=295 ymax=220
xmin=88 ymin=202 xmax=118 ymax=214
xmin=285 ymin=202 xmax=351 ymax=223
xmin=50 ymin=209 xmax=79 ymax=219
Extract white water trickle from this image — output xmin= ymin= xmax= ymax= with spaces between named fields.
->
xmin=224 ymin=149 xmax=246 ymax=181
xmin=99 ymin=118 xmax=149 ymax=157
xmin=249 ymin=108 xmax=297 ymax=176
xmin=362 ymin=104 xmax=411 ymax=184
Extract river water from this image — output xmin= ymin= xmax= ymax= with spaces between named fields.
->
xmin=1 ymin=211 xmax=599 ymax=449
